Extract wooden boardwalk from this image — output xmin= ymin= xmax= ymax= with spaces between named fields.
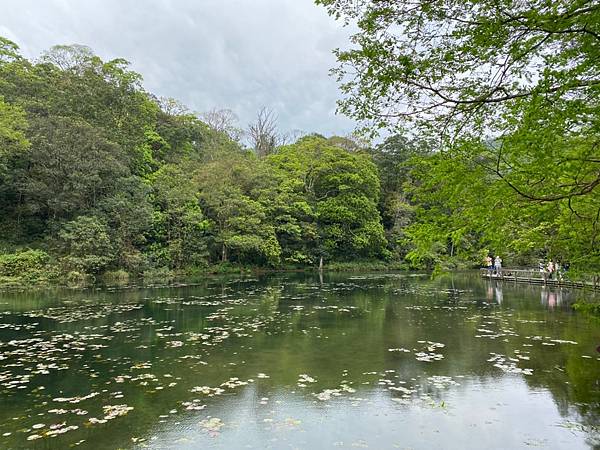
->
xmin=479 ymin=268 xmax=600 ymax=291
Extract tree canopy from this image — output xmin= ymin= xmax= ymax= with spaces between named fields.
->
xmin=317 ymin=0 xmax=600 ymax=272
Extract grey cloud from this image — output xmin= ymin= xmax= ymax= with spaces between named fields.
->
xmin=1 ymin=0 xmax=355 ymax=137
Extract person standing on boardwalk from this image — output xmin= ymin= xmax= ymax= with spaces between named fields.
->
xmin=547 ymin=260 xmax=555 ymax=280
xmin=494 ymin=255 xmax=502 ymax=276
xmin=484 ymin=255 xmax=493 ymax=273
xmin=539 ymin=260 xmax=548 ymax=283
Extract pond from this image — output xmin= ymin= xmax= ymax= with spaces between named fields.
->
xmin=0 ymin=272 xmax=598 ymax=449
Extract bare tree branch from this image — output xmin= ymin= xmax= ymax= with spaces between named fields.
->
xmin=200 ymin=108 xmax=244 ymax=142
xmin=248 ymin=107 xmax=280 ymax=157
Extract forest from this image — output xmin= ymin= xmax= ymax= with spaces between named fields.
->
xmin=1 ymin=1 xmax=599 ymax=286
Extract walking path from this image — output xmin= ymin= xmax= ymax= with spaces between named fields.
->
xmin=479 ymin=268 xmax=600 ymax=291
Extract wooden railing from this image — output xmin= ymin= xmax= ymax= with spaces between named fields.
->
xmin=479 ymin=268 xmax=600 ymax=291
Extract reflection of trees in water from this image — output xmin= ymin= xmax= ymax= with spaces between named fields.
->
xmin=0 ymin=271 xmax=598 ymax=447
xmin=415 ymin=273 xmax=599 ymax=444
xmin=508 ymin=290 xmax=596 ymax=443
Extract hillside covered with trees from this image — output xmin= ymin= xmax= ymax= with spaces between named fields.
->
xmin=0 ymin=26 xmax=598 ymax=285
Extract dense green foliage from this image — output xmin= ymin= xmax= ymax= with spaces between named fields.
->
xmin=317 ymin=0 xmax=600 ymax=273
xmin=0 ymin=39 xmax=391 ymax=283
xmin=573 ymin=299 xmax=600 ymax=317
xmin=269 ymin=137 xmax=386 ymax=262
xmin=2 ymin=19 xmax=598 ymax=285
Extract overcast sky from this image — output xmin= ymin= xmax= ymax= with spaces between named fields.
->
xmin=0 ymin=0 xmax=356 ymax=137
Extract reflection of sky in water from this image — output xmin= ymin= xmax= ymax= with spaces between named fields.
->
xmin=0 ymin=272 xmax=598 ymax=449
xmin=147 ymin=378 xmax=592 ymax=449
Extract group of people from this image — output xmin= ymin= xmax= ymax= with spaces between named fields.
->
xmin=484 ymin=255 xmax=502 ymax=275
xmin=539 ymin=259 xmax=568 ymax=281
xmin=483 ymin=254 xmax=568 ymax=281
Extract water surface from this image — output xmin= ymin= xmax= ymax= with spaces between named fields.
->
xmin=0 ymin=272 xmax=599 ymax=449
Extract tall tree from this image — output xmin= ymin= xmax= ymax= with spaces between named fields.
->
xmin=0 ymin=96 xmax=28 ymax=180
xmin=148 ymin=163 xmax=208 ymax=269
xmin=196 ymin=153 xmax=281 ymax=265
xmin=19 ymin=116 xmax=128 ymax=223
xmin=268 ymin=136 xmax=387 ymax=262
xmin=369 ymin=134 xmax=432 ymax=260
xmin=248 ymin=107 xmax=280 ymax=157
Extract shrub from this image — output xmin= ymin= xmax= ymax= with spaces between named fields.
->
xmin=0 ymin=249 xmax=49 ymax=275
xmin=142 ymin=267 xmax=174 ymax=283
xmin=0 ymin=249 xmax=56 ymax=284
xmin=65 ymin=271 xmax=91 ymax=287
xmin=102 ymin=269 xmax=130 ymax=285
xmin=56 ymin=216 xmax=115 ymax=274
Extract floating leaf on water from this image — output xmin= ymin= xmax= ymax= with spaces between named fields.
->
xmin=199 ymin=417 xmax=224 ymax=433
xmin=53 ymin=392 xmax=99 ymax=404
xmin=298 ymin=374 xmax=317 ymax=384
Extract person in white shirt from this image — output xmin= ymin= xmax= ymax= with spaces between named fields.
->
xmin=494 ymin=256 xmax=502 ymax=275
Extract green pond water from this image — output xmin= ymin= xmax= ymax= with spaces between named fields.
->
xmin=0 ymin=272 xmax=599 ymax=449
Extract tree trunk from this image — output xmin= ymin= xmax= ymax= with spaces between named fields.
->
xmin=221 ymin=244 xmax=228 ymax=262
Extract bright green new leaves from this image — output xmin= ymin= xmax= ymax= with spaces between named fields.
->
xmin=317 ymin=0 xmax=600 ymax=271
xmin=402 ymin=141 xmax=600 ymax=270
xmin=148 ymin=164 xmax=209 ymax=269
xmin=317 ymin=0 xmax=600 ymax=134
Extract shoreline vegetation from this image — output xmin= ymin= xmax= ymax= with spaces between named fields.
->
xmin=0 ymin=250 xmax=596 ymax=288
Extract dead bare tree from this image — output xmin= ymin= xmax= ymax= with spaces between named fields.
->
xmin=158 ymin=97 xmax=189 ymax=116
xmin=248 ymin=107 xmax=280 ymax=158
xmin=39 ymin=44 xmax=95 ymax=73
xmin=280 ymin=129 xmax=307 ymax=146
xmin=200 ymin=108 xmax=244 ymax=142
